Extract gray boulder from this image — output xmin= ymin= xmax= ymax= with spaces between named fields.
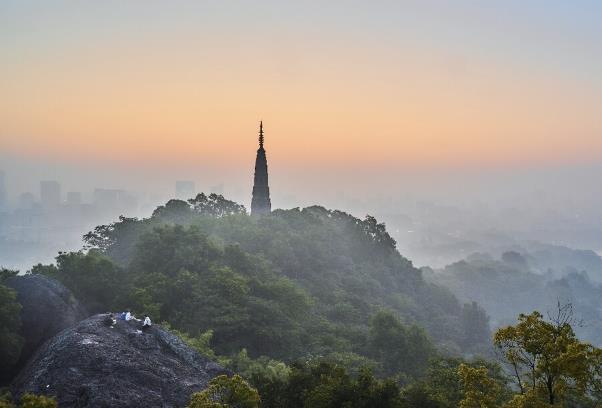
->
xmin=5 ymin=274 xmax=88 ymax=368
xmin=11 ymin=314 xmax=228 ymax=407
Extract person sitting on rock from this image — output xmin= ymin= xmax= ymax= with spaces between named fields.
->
xmin=142 ymin=316 xmax=152 ymax=330
xmin=119 ymin=311 xmax=127 ymax=320
xmin=103 ymin=313 xmax=115 ymax=326
xmin=125 ymin=311 xmax=133 ymax=321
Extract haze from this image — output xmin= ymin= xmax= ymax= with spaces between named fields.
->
xmin=3 ymin=4 xmax=602 ymax=404
xmin=1 ymin=0 xmax=601 ymax=269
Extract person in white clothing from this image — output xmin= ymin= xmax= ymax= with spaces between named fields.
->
xmin=142 ymin=316 xmax=152 ymax=331
xmin=125 ymin=311 xmax=132 ymax=321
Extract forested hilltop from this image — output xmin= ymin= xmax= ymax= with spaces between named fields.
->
xmin=3 ymin=194 xmax=602 ymax=407
xmin=34 ymin=194 xmax=488 ymax=370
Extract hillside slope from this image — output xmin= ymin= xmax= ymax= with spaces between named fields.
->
xmin=32 ymin=194 xmax=491 ymax=379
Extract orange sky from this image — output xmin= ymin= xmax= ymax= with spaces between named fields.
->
xmin=1 ymin=1 xmax=601 ymax=171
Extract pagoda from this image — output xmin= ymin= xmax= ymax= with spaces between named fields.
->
xmin=251 ymin=121 xmax=271 ymax=215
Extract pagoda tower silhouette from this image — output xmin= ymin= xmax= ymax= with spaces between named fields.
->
xmin=251 ymin=121 xmax=271 ymax=215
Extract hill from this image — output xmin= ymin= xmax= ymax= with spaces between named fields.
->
xmin=30 ymin=194 xmax=491 ymax=380
xmin=427 ymin=250 xmax=602 ymax=346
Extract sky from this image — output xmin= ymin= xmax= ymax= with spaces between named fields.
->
xmin=1 ymin=0 xmax=601 ymax=210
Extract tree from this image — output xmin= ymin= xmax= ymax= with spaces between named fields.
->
xmin=31 ymin=251 xmax=124 ymax=313
xmin=0 ymin=268 xmax=19 ymax=281
xmin=225 ymin=349 xmax=290 ymax=408
xmin=369 ymin=310 xmax=434 ymax=378
xmin=460 ymin=301 xmax=491 ymax=349
xmin=152 ymin=199 xmax=194 ymax=223
xmin=187 ymin=375 xmax=260 ymax=408
xmin=83 ymin=216 xmax=143 ymax=258
xmin=34 ymin=195 xmax=488 ymax=374
xmin=458 ymin=364 xmax=502 ymax=408
xmin=188 ymin=193 xmax=246 ymax=218
xmin=276 ymin=360 xmax=403 ymax=408
xmin=361 ymin=215 xmax=397 ymax=251
xmin=401 ymin=357 xmax=510 ymax=408
xmin=0 ymin=394 xmax=57 ymax=408
xmin=494 ymin=303 xmax=602 ymax=406
xmin=18 ymin=394 xmax=57 ymax=408
xmin=0 ymin=275 xmax=23 ymax=382
xmin=400 ymin=383 xmax=445 ymax=408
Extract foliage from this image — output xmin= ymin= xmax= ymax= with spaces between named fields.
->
xmin=224 ymin=349 xmax=291 ymax=407
xmin=360 ymin=215 xmax=397 ymax=251
xmin=0 ymin=389 xmax=12 ymax=408
xmin=400 ymin=357 xmax=510 ymax=408
xmin=14 ymin=192 xmax=602 ymax=406
xmin=162 ymin=323 xmax=218 ymax=360
xmin=457 ymin=364 xmax=502 ymax=408
xmin=151 ymin=194 xmax=246 ymax=226
xmin=188 ymin=193 xmax=247 ymax=218
xmin=83 ymin=216 xmax=143 ymax=263
xmin=400 ymin=383 xmax=444 ymax=408
xmin=460 ymin=301 xmax=491 ymax=350
xmin=37 ymin=195 xmax=480 ymax=378
xmin=0 ymin=269 xmax=19 ymax=281
xmin=187 ymin=375 xmax=259 ymax=408
xmin=268 ymin=360 xmax=403 ymax=408
xmin=0 ymin=283 xmax=23 ymax=381
xmin=167 ymin=325 xmax=292 ymax=392
xmin=502 ymin=391 xmax=551 ymax=408
xmin=0 ymin=393 xmax=57 ymax=408
xmin=31 ymin=251 xmax=124 ymax=313
xmin=186 ymin=361 xmax=404 ymax=408
xmin=18 ymin=394 xmax=57 ymax=408
xmin=126 ymin=225 xmax=311 ymax=357
xmin=494 ymin=304 xmax=602 ymax=406
xmin=368 ymin=310 xmax=435 ymax=378
xmin=226 ymin=349 xmax=291 ymax=386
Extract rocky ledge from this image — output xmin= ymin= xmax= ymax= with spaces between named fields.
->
xmin=11 ymin=314 xmax=227 ymax=407
xmin=4 ymin=274 xmax=88 ymax=380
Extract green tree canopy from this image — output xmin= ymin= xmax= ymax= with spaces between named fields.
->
xmin=187 ymin=375 xmax=259 ymax=408
xmin=368 ymin=310 xmax=435 ymax=378
xmin=0 ymin=269 xmax=23 ymax=383
xmin=37 ymin=195 xmax=490 ymax=379
xmin=494 ymin=304 xmax=602 ymax=406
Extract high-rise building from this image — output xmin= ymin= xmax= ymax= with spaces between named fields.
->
xmin=66 ymin=191 xmax=83 ymax=206
xmin=0 ymin=170 xmax=7 ymax=211
xmin=18 ymin=192 xmax=35 ymax=210
xmin=40 ymin=180 xmax=61 ymax=208
xmin=93 ymin=188 xmax=138 ymax=213
xmin=175 ymin=180 xmax=195 ymax=200
xmin=251 ymin=121 xmax=271 ymax=215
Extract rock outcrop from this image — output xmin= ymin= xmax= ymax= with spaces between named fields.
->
xmin=5 ymin=274 xmax=88 ymax=369
xmin=12 ymin=314 xmax=228 ymax=407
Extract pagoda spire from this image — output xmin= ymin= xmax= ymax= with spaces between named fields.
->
xmin=251 ymin=121 xmax=271 ymax=215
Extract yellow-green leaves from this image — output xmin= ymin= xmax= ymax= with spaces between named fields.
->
xmin=187 ymin=375 xmax=260 ymax=408
xmin=493 ymin=308 xmax=601 ymax=406
xmin=458 ymin=364 xmax=502 ymax=408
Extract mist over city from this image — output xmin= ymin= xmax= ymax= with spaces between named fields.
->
xmin=2 ymin=156 xmax=602 ymax=271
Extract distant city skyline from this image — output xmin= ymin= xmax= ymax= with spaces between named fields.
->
xmin=2 ymin=1 xmax=602 ymax=272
